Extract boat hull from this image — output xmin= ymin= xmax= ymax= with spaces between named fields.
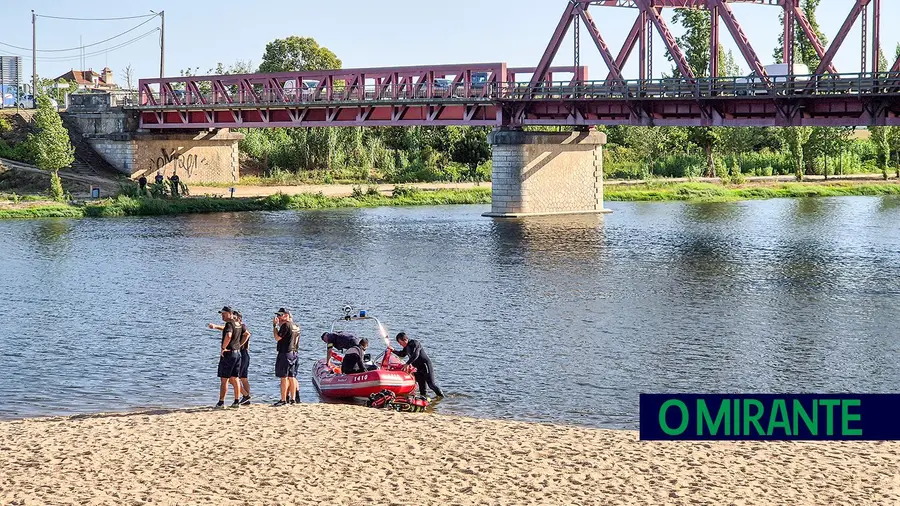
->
xmin=312 ymin=359 xmax=416 ymax=398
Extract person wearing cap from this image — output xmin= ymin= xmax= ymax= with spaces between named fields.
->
xmin=340 ymin=338 xmax=369 ymax=375
xmin=210 ymin=310 xmax=252 ymax=404
xmin=215 ymin=306 xmax=243 ymax=409
xmin=321 ymin=331 xmax=360 ymax=367
xmin=391 ymin=332 xmax=444 ymax=399
xmin=273 ymin=308 xmax=300 ymax=407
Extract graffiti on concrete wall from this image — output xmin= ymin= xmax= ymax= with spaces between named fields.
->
xmin=150 ymin=148 xmax=207 ymax=178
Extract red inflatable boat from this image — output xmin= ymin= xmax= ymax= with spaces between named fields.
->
xmin=312 ymin=309 xmax=417 ymax=399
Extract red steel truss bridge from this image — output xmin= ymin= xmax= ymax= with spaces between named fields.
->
xmin=136 ymin=0 xmax=900 ymax=129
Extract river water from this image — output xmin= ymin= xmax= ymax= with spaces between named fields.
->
xmin=1 ymin=197 xmax=899 ymax=429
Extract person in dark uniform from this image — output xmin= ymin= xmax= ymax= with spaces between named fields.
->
xmin=273 ymin=308 xmax=300 ymax=406
xmin=341 ymin=338 xmax=369 ymax=375
xmin=215 ymin=306 xmax=242 ymax=409
xmin=138 ymin=175 xmax=148 ymax=192
xmin=154 ymin=171 xmax=164 ymax=185
xmin=321 ymin=331 xmax=360 ymax=367
xmin=391 ymin=332 xmax=444 ymax=399
xmin=235 ymin=311 xmax=252 ymax=404
xmin=169 ymin=172 xmax=181 ymax=197
xmin=209 ymin=311 xmax=251 ymax=404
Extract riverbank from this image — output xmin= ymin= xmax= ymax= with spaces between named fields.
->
xmin=605 ymin=181 xmax=900 ymax=202
xmin=5 ymin=179 xmax=900 ymax=220
xmin=0 ymin=404 xmax=896 ymax=505
xmin=0 ymin=187 xmax=491 ymax=219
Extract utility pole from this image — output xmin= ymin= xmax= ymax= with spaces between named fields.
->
xmin=159 ymin=11 xmax=165 ymax=78
xmin=32 ymin=10 xmax=36 ymax=104
xmin=150 ymin=10 xmax=165 ymax=78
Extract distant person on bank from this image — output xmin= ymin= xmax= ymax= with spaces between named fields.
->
xmin=391 ymin=332 xmax=444 ymax=399
xmin=341 ymin=338 xmax=370 ymax=375
xmin=215 ymin=306 xmax=243 ymax=409
xmin=169 ymin=172 xmax=181 ymax=196
xmin=138 ymin=175 xmax=148 ymax=195
xmin=155 ymin=171 xmax=164 ymax=185
xmin=273 ymin=308 xmax=300 ymax=406
xmin=208 ymin=310 xmax=252 ymax=405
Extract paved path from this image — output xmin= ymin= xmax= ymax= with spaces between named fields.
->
xmin=189 ymin=181 xmax=491 ymax=198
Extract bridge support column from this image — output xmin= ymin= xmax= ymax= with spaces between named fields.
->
xmin=89 ymin=129 xmax=244 ymax=184
xmin=484 ymin=129 xmax=609 ymax=218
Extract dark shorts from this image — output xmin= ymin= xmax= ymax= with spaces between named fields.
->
xmin=217 ymin=350 xmax=242 ymax=378
xmin=239 ymin=350 xmax=250 ymax=379
xmin=275 ymin=352 xmax=298 ymax=378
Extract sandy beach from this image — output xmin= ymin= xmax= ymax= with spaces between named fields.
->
xmin=0 ymin=404 xmax=897 ymax=505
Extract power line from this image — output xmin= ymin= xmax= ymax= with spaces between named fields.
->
xmin=0 ymin=15 xmax=158 ymax=53
xmin=36 ymin=13 xmax=156 ymax=21
xmin=45 ymin=29 xmax=160 ymax=61
xmin=0 ymin=28 xmax=159 ymax=63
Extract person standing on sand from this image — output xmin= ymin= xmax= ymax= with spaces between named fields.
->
xmin=391 ymin=332 xmax=444 ymax=399
xmin=273 ymin=308 xmax=300 ymax=407
xmin=210 ymin=310 xmax=252 ymax=405
xmin=235 ymin=311 xmax=252 ymax=404
xmin=215 ymin=306 xmax=243 ymax=409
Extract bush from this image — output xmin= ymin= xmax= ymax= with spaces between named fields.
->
xmin=0 ymin=117 xmax=12 ymax=134
xmin=0 ymin=139 xmax=36 ymax=164
xmin=392 ymin=185 xmax=422 ymax=198
xmin=49 ymin=170 xmax=65 ymax=201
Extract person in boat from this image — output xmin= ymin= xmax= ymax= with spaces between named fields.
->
xmin=215 ymin=306 xmax=242 ymax=409
xmin=208 ymin=310 xmax=252 ymax=405
xmin=273 ymin=308 xmax=300 ymax=407
xmin=321 ymin=331 xmax=360 ymax=367
xmin=391 ymin=332 xmax=444 ymax=399
xmin=340 ymin=338 xmax=369 ymax=375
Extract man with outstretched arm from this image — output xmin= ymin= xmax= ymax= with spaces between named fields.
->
xmin=215 ymin=306 xmax=242 ymax=409
xmin=209 ymin=310 xmax=252 ymax=404
xmin=391 ymin=332 xmax=444 ymax=399
xmin=273 ymin=308 xmax=300 ymax=406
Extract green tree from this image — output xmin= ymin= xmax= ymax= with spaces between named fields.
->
xmin=780 ymin=127 xmax=813 ymax=181
xmin=669 ymin=8 xmax=711 ymax=78
xmin=773 ymin=0 xmax=827 ymax=70
xmin=871 ymin=127 xmax=892 ymax=179
xmin=806 ymin=127 xmax=852 ymax=178
xmin=258 ymin=36 xmax=341 ymax=73
xmin=28 ymin=95 xmax=75 ymax=199
xmin=721 ymin=50 xmax=742 ymax=77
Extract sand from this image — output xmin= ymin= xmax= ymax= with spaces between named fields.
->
xmin=0 ymin=404 xmax=897 ymax=506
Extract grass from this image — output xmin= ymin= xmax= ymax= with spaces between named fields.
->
xmin=605 ymin=181 xmax=900 ymax=202
xmin=5 ymin=180 xmax=900 ymax=220
xmin=0 ymin=187 xmax=492 ymax=220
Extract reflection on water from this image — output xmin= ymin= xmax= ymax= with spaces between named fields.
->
xmin=1 ymin=197 xmax=900 ymax=428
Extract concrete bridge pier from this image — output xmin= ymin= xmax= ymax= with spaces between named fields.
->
xmin=484 ymin=128 xmax=610 ymax=218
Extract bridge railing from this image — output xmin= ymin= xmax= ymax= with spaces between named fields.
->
xmin=497 ymin=72 xmax=900 ymax=100
xmin=137 ymin=63 xmax=509 ymax=108
xmin=136 ymin=70 xmax=900 ymax=109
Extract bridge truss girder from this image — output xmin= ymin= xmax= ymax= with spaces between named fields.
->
xmin=530 ymin=0 xmax=882 ymax=87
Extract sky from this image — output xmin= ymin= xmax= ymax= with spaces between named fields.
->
xmin=2 ymin=0 xmax=899 ymax=89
